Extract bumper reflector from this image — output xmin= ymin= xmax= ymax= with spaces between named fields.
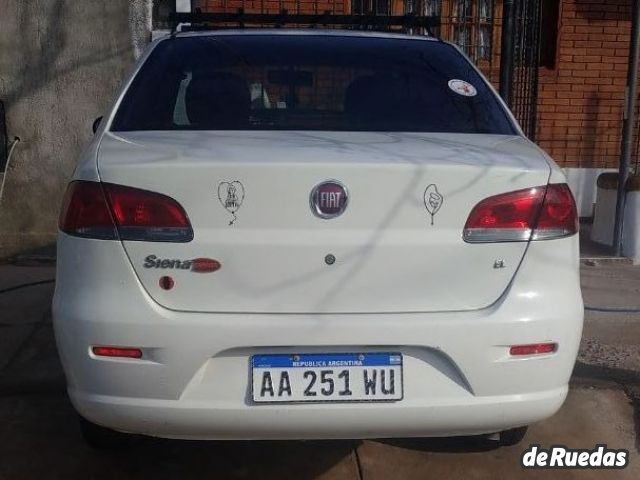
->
xmin=509 ymin=343 xmax=557 ymax=356
xmin=92 ymin=346 xmax=143 ymax=359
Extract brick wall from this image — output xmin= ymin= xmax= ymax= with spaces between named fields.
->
xmin=537 ymin=0 xmax=632 ymax=169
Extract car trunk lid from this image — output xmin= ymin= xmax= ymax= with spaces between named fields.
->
xmin=97 ymin=130 xmax=550 ymax=313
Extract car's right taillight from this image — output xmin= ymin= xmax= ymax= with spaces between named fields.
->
xmin=531 ymin=183 xmax=579 ymax=240
xmin=463 ymin=183 xmax=578 ymax=243
xmin=59 ymin=181 xmax=193 ymax=242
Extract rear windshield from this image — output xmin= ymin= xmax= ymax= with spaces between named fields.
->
xmin=111 ymin=34 xmax=516 ymax=134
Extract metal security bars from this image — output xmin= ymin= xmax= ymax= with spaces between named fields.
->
xmin=170 ymin=10 xmax=440 ymax=33
xmin=399 ymin=1 xmax=496 ymax=64
xmin=158 ymin=1 xmax=498 ymax=66
xmin=162 ymin=0 xmax=440 ymax=34
xmin=508 ymin=0 xmax=542 ymax=140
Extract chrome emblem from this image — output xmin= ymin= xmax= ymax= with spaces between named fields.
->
xmin=310 ymin=180 xmax=349 ymax=219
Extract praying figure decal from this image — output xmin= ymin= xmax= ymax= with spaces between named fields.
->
xmin=423 ymin=184 xmax=443 ymax=226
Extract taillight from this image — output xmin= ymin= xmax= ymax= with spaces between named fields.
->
xmin=59 ymin=181 xmax=193 ymax=242
xmin=59 ymin=182 xmax=118 ymax=240
xmin=463 ymin=184 xmax=578 ymax=243
xmin=103 ymin=183 xmax=193 ymax=242
xmin=531 ymin=183 xmax=579 ymax=240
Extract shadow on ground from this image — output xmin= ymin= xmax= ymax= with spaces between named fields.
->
xmin=376 ymin=436 xmax=499 ymax=453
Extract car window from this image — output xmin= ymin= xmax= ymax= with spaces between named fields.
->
xmin=111 ymin=35 xmax=517 ymax=135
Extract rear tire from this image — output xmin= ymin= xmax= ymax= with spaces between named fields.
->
xmin=79 ymin=416 xmax=132 ymax=450
xmin=498 ymin=426 xmax=528 ymax=447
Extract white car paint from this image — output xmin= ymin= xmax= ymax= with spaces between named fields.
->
xmin=53 ymin=30 xmax=583 ymax=440
xmin=97 ymin=130 xmax=551 ymax=314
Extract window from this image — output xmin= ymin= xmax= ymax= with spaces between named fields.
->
xmin=419 ymin=0 xmax=494 ymax=63
xmin=450 ymin=0 xmax=493 ymax=62
xmin=112 ymin=35 xmax=516 ymax=135
xmin=423 ymin=0 xmax=442 ymax=16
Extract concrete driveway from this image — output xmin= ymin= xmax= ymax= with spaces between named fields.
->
xmin=1 ymin=259 xmax=639 ymax=480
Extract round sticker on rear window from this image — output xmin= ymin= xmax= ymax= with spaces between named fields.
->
xmin=448 ymin=79 xmax=477 ymax=97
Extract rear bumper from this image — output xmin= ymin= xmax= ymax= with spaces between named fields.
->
xmin=69 ymin=387 xmax=567 ymax=440
xmin=53 ymin=234 xmax=583 ymax=440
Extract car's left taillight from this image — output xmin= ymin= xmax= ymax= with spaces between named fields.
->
xmin=59 ymin=181 xmax=193 ymax=242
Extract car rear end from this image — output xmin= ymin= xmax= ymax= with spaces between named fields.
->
xmin=52 ymin=31 xmax=583 ymax=440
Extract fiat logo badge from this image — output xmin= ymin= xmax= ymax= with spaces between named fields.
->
xmin=310 ymin=180 xmax=349 ymax=219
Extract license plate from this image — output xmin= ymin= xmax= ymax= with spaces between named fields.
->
xmin=251 ymin=353 xmax=403 ymax=403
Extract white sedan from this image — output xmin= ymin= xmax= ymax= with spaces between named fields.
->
xmin=53 ymin=30 xmax=583 ymax=448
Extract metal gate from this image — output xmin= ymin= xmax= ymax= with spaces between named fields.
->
xmin=508 ymin=0 xmax=542 ymax=140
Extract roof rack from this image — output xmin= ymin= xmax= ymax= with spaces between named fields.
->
xmin=169 ymin=10 xmax=440 ymax=37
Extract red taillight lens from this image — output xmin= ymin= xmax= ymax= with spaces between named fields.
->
xmin=509 ymin=343 xmax=557 ymax=356
xmin=92 ymin=346 xmax=143 ymax=359
xmin=59 ymin=182 xmax=118 ymax=240
xmin=59 ymin=181 xmax=193 ymax=242
xmin=463 ymin=186 xmax=544 ymax=242
xmin=463 ymin=184 xmax=578 ymax=243
xmin=103 ymin=183 xmax=193 ymax=242
xmin=532 ymin=184 xmax=579 ymax=240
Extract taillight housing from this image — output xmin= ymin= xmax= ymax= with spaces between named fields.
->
xmin=59 ymin=181 xmax=193 ymax=242
xmin=463 ymin=184 xmax=578 ymax=243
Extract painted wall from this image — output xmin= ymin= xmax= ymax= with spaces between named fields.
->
xmin=0 ymin=0 xmax=151 ymax=258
